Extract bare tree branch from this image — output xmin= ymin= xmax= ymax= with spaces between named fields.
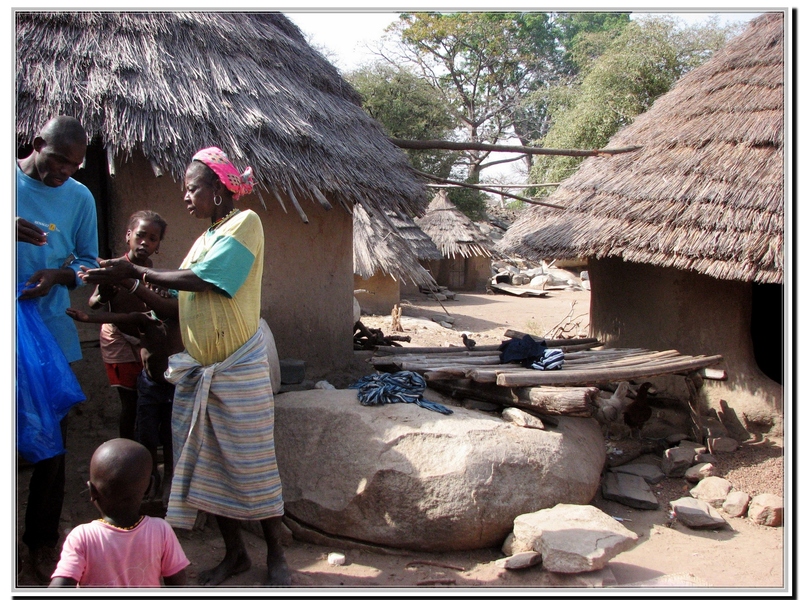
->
xmin=392 ymin=138 xmax=642 ymax=157
xmin=412 ymin=169 xmax=566 ymax=210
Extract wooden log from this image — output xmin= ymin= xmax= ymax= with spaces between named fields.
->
xmin=426 ymin=379 xmax=560 ymax=426
xmin=553 ymin=341 xmax=604 ymax=352
xmin=373 ymin=344 xmax=500 ymax=355
xmin=558 ymin=350 xmax=682 ymax=370
xmin=494 ymin=355 xmax=723 ymax=387
xmin=511 ymin=386 xmax=598 ymax=417
xmin=427 ymin=379 xmax=516 ymax=404
xmin=468 ymin=365 xmax=529 ymax=383
xmin=371 ymin=350 xmax=500 ymax=365
xmin=503 ymin=330 xmax=599 ymax=346
xmin=423 ymin=366 xmax=474 ymax=380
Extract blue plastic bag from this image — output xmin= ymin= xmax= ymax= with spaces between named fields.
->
xmin=16 ymin=284 xmax=85 ymax=463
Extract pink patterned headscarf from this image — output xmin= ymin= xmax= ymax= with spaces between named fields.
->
xmin=192 ymin=147 xmax=255 ymax=200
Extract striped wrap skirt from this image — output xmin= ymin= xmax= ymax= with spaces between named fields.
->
xmin=164 ymin=320 xmax=284 ymax=529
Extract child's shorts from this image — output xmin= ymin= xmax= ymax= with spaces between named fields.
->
xmin=104 ymin=361 xmax=143 ymax=390
xmin=136 ymin=370 xmax=175 ymax=451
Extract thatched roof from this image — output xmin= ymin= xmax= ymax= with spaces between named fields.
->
xmin=385 ymin=210 xmax=442 ymax=262
xmin=415 ymin=190 xmax=497 ymax=259
xmin=499 ymin=12 xmax=784 ymax=285
xmin=15 ymin=11 xmax=427 ymax=220
xmin=353 ymin=204 xmax=437 ymax=286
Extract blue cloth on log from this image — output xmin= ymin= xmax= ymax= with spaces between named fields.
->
xmin=350 ymin=371 xmax=453 ymax=415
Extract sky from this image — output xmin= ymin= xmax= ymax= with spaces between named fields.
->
xmin=285 ymin=10 xmax=765 ymax=72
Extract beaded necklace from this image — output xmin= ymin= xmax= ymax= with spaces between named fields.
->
xmin=96 ymin=515 xmax=145 ymax=531
xmin=209 ymin=208 xmax=240 ymax=232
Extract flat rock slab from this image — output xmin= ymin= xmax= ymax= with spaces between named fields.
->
xmin=670 ymin=497 xmax=727 ymax=529
xmin=602 ymin=472 xmax=659 ymax=510
xmin=610 ymin=462 xmax=666 ymax=484
xmin=496 ymin=551 xmax=542 ymax=570
xmin=274 ymin=389 xmax=606 ymax=551
xmin=505 ymin=504 xmax=638 ymax=573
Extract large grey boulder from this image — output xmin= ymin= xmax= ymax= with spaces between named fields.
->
xmin=273 ymin=389 xmax=606 ymax=551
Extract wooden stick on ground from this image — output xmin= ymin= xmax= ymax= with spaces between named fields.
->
xmin=406 ymin=560 xmax=465 ymax=571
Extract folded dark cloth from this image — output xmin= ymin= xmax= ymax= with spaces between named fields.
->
xmin=350 ymin=371 xmax=453 ymax=415
xmin=499 ymin=335 xmax=563 ymax=370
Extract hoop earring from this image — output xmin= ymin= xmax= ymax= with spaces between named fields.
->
xmin=213 ymin=195 xmax=222 ymax=206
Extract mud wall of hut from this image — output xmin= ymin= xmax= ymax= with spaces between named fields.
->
xmin=423 ymin=256 xmax=492 ymax=291
xmin=588 ymin=257 xmax=783 ymax=431
xmin=354 ymin=273 xmax=400 ymax=316
xmin=108 ymin=152 xmax=355 ymax=379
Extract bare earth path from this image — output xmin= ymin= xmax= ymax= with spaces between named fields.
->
xmin=14 ymin=289 xmax=787 ymax=593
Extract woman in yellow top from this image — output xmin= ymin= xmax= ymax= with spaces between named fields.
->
xmin=81 ymin=147 xmax=290 ymax=587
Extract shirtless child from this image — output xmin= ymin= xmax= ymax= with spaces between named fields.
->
xmin=89 ymin=211 xmax=167 ymax=440
xmin=68 ymin=288 xmax=182 ymax=506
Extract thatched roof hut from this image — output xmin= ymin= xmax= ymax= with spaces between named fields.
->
xmin=16 ymin=11 xmax=426 ymax=221
xmin=415 ymin=190 xmax=497 ymax=291
xmin=353 ymin=205 xmax=439 ymax=314
xmin=499 ymin=13 xmax=785 ymax=433
xmin=15 ymin=10 xmax=429 ymax=377
xmin=499 ymin=12 xmax=784 ymax=286
xmin=353 ymin=204 xmax=438 ymax=287
xmin=416 ymin=190 xmax=496 ymax=260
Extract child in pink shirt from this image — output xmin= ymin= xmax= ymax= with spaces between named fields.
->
xmin=49 ymin=439 xmax=189 ymax=587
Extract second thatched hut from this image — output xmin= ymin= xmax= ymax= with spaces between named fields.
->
xmin=416 ymin=190 xmax=497 ymax=292
xmin=499 ymin=13 xmax=785 ymax=433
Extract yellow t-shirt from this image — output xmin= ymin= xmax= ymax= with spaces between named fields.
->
xmin=178 ymin=210 xmax=264 ymax=366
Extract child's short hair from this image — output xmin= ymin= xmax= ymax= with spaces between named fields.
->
xmin=128 ymin=210 xmax=168 ymax=240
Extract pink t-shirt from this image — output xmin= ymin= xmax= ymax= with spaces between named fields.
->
xmin=51 ymin=516 xmax=190 ymax=587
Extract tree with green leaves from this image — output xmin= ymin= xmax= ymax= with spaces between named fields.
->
xmin=382 ymin=12 xmax=560 ymax=204
xmin=379 ymin=12 xmax=636 ymax=216
xmin=346 ymin=63 xmax=458 ymax=179
xmin=529 ymin=16 xmax=743 ymax=190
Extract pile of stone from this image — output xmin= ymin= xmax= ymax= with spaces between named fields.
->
xmin=418 ymin=283 xmax=457 ymax=302
xmin=600 ymin=436 xmax=783 ymax=530
xmin=490 ymin=259 xmax=589 ymax=291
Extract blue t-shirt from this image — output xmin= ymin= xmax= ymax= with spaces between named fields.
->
xmin=16 ymin=165 xmax=99 ymax=362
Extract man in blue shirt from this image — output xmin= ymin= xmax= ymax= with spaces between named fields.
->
xmin=16 ymin=115 xmax=99 ymax=583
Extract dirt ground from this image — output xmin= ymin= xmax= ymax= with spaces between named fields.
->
xmin=14 ymin=287 xmax=788 ymax=594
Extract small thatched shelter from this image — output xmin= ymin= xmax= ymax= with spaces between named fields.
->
xmin=353 ymin=204 xmax=439 ymax=315
xmin=499 ymin=13 xmax=785 ymax=432
xmin=416 ymin=190 xmax=497 ymax=291
xmin=16 ymin=11 xmax=428 ymax=376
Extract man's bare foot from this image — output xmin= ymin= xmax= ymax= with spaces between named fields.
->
xmin=267 ymin=554 xmax=292 ymax=586
xmin=197 ymin=551 xmax=251 ymax=586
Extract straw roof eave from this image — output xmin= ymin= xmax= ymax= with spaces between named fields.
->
xmin=353 ymin=204 xmax=437 ymax=287
xmin=499 ymin=12 xmax=785 ymax=285
xmin=416 ymin=190 xmax=499 ymax=261
xmin=15 ymin=11 xmax=428 ymax=218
